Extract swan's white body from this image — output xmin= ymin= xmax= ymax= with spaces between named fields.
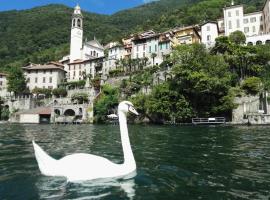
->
xmin=33 ymin=101 xmax=138 ymax=182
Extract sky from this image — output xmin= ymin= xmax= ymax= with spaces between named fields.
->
xmin=0 ymin=0 xmax=158 ymax=15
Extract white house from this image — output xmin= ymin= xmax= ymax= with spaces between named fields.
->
xmin=102 ymin=42 xmax=125 ymax=75
xmin=201 ymin=21 xmax=220 ymax=48
xmin=200 ymin=0 xmax=270 ymax=47
xmin=0 ymin=73 xmax=8 ymax=97
xmin=67 ymin=56 xmax=104 ymax=82
xmin=131 ymin=30 xmax=165 ymax=66
xmin=23 ymin=62 xmax=66 ymax=91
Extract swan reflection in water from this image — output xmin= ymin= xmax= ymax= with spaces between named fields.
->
xmin=36 ymin=176 xmax=136 ymax=199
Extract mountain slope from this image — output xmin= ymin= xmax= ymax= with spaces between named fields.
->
xmin=0 ymin=0 xmax=266 ymax=70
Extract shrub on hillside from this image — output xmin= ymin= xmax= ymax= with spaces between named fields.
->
xmin=52 ymin=88 xmax=67 ymax=97
xmin=241 ymin=77 xmax=262 ymax=95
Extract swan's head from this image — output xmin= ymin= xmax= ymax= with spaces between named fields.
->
xmin=118 ymin=101 xmax=139 ymax=116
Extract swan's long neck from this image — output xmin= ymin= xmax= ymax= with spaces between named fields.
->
xmin=118 ymin=111 xmax=136 ymax=170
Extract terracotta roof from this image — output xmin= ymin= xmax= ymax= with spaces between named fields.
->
xmin=22 ymin=63 xmax=65 ymax=71
xmin=17 ymin=107 xmax=51 ymax=115
xmin=68 ymin=57 xmax=104 ymax=65
xmin=0 ymin=72 xmax=8 ymax=76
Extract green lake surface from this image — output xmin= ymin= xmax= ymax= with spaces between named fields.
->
xmin=0 ymin=124 xmax=270 ymax=199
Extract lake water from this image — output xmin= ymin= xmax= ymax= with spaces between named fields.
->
xmin=0 ymin=124 xmax=270 ymax=200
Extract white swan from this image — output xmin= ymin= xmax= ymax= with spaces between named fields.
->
xmin=33 ymin=101 xmax=138 ymax=182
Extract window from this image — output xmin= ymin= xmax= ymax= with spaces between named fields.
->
xmin=251 ymin=17 xmax=256 ymax=23
xmin=228 ymin=11 xmax=231 ymax=17
xmin=244 ymin=27 xmax=249 ymax=33
xmin=155 ymin=45 xmax=157 ymax=52
xmin=0 ymin=81 xmax=2 ymax=86
xmin=36 ymin=70 xmax=38 ymax=74
xmin=77 ymin=19 xmax=81 ymax=28
xmin=137 ymin=46 xmax=139 ymax=52
xmin=207 ymin=26 xmax=210 ymax=31
xmin=73 ymin=19 xmax=76 ymax=27
xmin=166 ymin=43 xmax=169 ymax=49
xmin=73 ymin=71 xmax=76 ymax=76
xmin=253 ymin=26 xmax=256 ymax=32
xmin=229 ymin=21 xmax=232 ymax=29
xmin=49 ymin=77 xmax=52 ymax=83
xmin=50 ymin=70 xmax=52 ymax=74
xmin=237 ymin=19 xmax=240 ymax=28
xmin=43 ymin=70 xmax=46 ymax=74
xmin=244 ymin=18 xmax=248 ymax=24
xmin=236 ymin=10 xmax=239 ymax=16
xmin=69 ymin=66 xmax=71 ymax=70
xmin=143 ymin=52 xmax=145 ymax=57
xmin=43 ymin=77 xmax=46 ymax=83
xmin=143 ymin=44 xmax=146 ymax=51
xmin=149 ymin=46 xmax=151 ymax=53
xmin=35 ymin=77 xmax=38 ymax=83
xmin=79 ymin=64 xmax=81 ymax=70
xmin=136 ymin=53 xmax=139 ymax=58
xmin=207 ymin=35 xmax=211 ymax=41
xmin=160 ymin=44 xmax=162 ymax=50
xmin=73 ymin=65 xmax=75 ymax=70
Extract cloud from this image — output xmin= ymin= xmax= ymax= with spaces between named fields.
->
xmin=143 ymin=0 xmax=159 ymax=3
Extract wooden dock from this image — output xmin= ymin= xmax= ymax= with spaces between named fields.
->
xmin=192 ymin=117 xmax=226 ymax=125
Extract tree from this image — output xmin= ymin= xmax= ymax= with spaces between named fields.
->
xmin=229 ymin=31 xmax=246 ymax=45
xmin=52 ymin=88 xmax=67 ymax=97
xmin=94 ymin=84 xmax=119 ymax=123
xmin=151 ymin=53 xmax=157 ymax=66
xmin=170 ymin=44 xmax=233 ymax=117
xmin=7 ymin=67 xmax=27 ymax=95
xmin=241 ymin=77 xmax=262 ymax=95
xmin=71 ymin=93 xmax=89 ymax=104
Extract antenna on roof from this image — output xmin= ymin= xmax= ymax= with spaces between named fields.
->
xmin=231 ymin=0 xmax=234 ymax=6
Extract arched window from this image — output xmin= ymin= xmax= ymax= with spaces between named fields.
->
xmin=54 ymin=109 xmax=60 ymax=115
xmin=256 ymin=40 xmax=262 ymax=45
xmin=77 ymin=19 xmax=81 ymax=28
xmin=72 ymin=19 xmax=76 ymax=27
xmin=64 ymin=109 xmax=75 ymax=116
xmin=247 ymin=42 xmax=253 ymax=46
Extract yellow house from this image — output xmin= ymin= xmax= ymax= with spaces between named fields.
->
xmin=171 ymin=25 xmax=201 ymax=47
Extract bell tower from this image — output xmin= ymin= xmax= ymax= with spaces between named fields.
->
xmin=70 ymin=4 xmax=83 ymax=62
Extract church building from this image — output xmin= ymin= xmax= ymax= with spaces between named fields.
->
xmin=61 ymin=4 xmax=105 ymax=83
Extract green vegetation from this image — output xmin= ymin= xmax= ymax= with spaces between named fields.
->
xmin=32 ymin=87 xmax=52 ymax=97
xmin=71 ymin=93 xmax=89 ymax=104
xmin=60 ymin=80 xmax=86 ymax=89
xmin=241 ymin=77 xmax=262 ymax=95
xmin=7 ymin=67 xmax=27 ymax=95
xmin=94 ymin=84 xmax=119 ymax=123
xmin=95 ymin=32 xmax=270 ymax=123
xmin=52 ymin=88 xmax=67 ymax=97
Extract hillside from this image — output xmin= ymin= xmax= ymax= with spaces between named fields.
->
xmin=0 ymin=0 xmax=266 ymax=70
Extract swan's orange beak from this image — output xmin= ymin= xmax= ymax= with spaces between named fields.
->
xmin=129 ymin=106 xmax=139 ymax=116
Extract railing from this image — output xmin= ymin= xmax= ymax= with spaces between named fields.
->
xmin=192 ymin=117 xmax=226 ymax=125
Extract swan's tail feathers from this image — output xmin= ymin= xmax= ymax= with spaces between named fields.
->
xmin=32 ymin=141 xmax=58 ymax=176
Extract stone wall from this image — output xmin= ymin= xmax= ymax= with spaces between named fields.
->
xmin=232 ymin=95 xmax=260 ymax=124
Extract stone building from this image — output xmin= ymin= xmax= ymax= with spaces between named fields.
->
xmin=22 ymin=62 xmax=66 ymax=91
xmin=0 ymin=72 xmax=8 ymax=97
xmin=201 ymin=0 xmax=270 ymax=47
